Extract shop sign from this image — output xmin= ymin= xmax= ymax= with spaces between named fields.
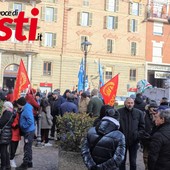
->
xmin=154 ymin=71 xmax=170 ymax=79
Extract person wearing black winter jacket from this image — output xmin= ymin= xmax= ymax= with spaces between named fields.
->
xmin=134 ymin=93 xmax=146 ymax=112
xmin=118 ymin=97 xmax=145 ymax=170
xmin=148 ymin=109 xmax=170 ymax=170
xmin=0 ymin=101 xmax=14 ymax=170
xmin=81 ymin=109 xmax=125 ymax=170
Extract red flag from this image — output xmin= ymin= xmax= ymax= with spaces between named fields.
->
xmin=13 ymin=59 xmax=30 ymax=101
xmin=100 ymin=74 xmax=119 ymax=106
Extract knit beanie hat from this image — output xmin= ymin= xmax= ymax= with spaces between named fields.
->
xmin=16 ymin=97 xmax=26 ymax=106
xmin=3 ymin=101 xmax=13 ymax=111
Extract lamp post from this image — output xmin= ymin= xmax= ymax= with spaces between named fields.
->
xmin=81 ymin=38 xmax=92 ymax=91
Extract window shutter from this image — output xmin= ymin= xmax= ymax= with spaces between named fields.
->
xmin=104 ymin=16 xmax=108 ymax=29
xmin=77 ymin=12 xmax=82 ymax=26
xmin=107 ymin=39 xmax=112 ymax=53
xmin=135 ymin=20 xmax=138 ymax=32
xmin=114 ymin=16 xmax=118 ymax=29
xmin=52 ymin=33 xmax=56 ymax=47
xmin=115 ymin=0 xmax=119 ymax=12
xmin=129 ymin=2 xmax=132 ymax=15
xmin=105 ymin=0 xmax=109 ymax=11
xmin=139 ymin=4 xmax=142 ymax=16
xmin=128 ymin=19 xmax=131 ymax=32
xmin=89 ymin=13 xmax=93 ymax=26
xmin=8 ymin=2 xmax=13 ymax=11
xmin=131 ymin=42 xmax=137 ymax=56
xmin=41 ymin=7 xmax=45 ymax=21
xmin=54 ymin=8 xmax=57 ymax=22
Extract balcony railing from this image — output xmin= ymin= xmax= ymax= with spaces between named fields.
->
xmin=0 ymin=41 xmax=40 ymax=54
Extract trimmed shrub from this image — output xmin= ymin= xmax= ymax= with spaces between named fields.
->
xmin=57 ymin=113 xmax=95 ymax=152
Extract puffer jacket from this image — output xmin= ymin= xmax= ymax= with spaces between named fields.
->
xmin=81 ymin=116 xmax=126 ymax=170
xmin=0 ymin=110 xmax=14 ymax=144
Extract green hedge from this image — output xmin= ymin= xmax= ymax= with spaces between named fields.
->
xmin=57 ymin=113 xmax=95 ymax=152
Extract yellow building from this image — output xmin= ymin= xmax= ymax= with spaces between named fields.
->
xmin=0 ymin=0 xmax=147 ymax=96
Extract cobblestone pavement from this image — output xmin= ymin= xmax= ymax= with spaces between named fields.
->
xmin=13 ymin=139 xmax=145 ymax=170
xmin=14 ymin=140 xmax=59 ymax=170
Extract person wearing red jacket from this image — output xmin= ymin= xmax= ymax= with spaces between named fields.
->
xmin=25 ymin=88 xmax=40 ymax=116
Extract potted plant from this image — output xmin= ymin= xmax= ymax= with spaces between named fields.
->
xmin=57 ymin=113 xmax=95 ymax=170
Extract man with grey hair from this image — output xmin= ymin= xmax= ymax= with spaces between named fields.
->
xmin=118 ymin=97 xmax=145 ymax=170
xmin=148 ymin=109 xmax=170 ymax=170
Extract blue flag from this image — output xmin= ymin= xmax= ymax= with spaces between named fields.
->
xmin=98 ymin=62 xmax=104 ymax=87
xmin=78 ymin=58 xmax=84 ymax=91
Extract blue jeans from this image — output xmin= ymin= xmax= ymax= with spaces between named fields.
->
xmin=120 ymin=143 xmax=139 ymax=170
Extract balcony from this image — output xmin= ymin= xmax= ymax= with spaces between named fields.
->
xmin=0 ymin=41 xmax=40 ymax=54
xmin=146 ymin=3 xmax=169 ymax=23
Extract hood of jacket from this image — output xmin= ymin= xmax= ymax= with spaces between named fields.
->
xmin=95 ymin=116 xmax=120 ymax=136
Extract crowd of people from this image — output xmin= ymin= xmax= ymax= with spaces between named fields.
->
xmin=0 ymin=87 xmax=170 ymax=170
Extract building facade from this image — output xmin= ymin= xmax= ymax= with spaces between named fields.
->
xmin=145 ymin=0 xmax=170 ymax=88
xmin=0 ymin=0 xmax=147 ymax=96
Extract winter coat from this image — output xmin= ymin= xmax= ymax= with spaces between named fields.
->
xmin=78 ymin=97 xmax=90 ymax=113
xmin=134 ymin=97 xmax=146 ymax=112
xmin=49 ymin=96 xmax=65 ymax=116
xmin=25 ymin=93 xmax=40 ymax=116
xmin=40 ymin=105 xmax=53 ymax=129
xmin=11 ymin=112 xmax=21 ymax=141
xmin=0 ymin=110 xmax=14 ymax=144
xmin=60 ymin=101 xmax=78 ymax=116
xmin=118 ymin=107 xmax=145 ymax=146
xmin=81 ymin=116 xmax=125 ymax=170
xmin=148 ymin=123 xmax=170 ymax=170
xmin=19 ymin=103 xmax=35 ymax=133
xmin=87 ymin=96 xmax=103 ymax=117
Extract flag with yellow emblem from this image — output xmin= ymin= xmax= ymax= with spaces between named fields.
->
xmin=100 ymin=74 xmax=119 ymax=106
xmin=13 ymin=59 xmax=30 ymax=101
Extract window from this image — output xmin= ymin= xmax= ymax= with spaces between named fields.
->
xmin=11 ymin=29 xmax=19 ymax=43
xmin=45 ymin=7 xmax=54 ymax=21
xmin=129 ymin=69 xmax=136 ymax=81
xmin=131 ymin=42 xmax=137 ymax=56
xmin=152 ymin=42 xmax=162 ymax=63
xmin=129 ymin=2 xmax=142 ymax=16
xmin=105 ymin=0 xmax=119 ymax=12
xmin=105 ymin=16 xmax=118 ymax=30
xmin=153 ymin=22 xmax=163 ymax=35
xmin=41 ymin=7 xmax=57 ymax=22
xmin=13 ymin=3 xmax=22 ymax=12
xmin=80 ymin=36 xmax=88 ymax=49
xmin=105 ymin=67 xmax=112 ymax=79
xmin=44 ymin=33 xmax=56 ymax=47
xmin=107 ymin=39 xmax=114 ymax=53
xmin=128 ymin=19 xmax=138 ymax=32
xmin=83 ymin=0 xmax=89 ymax=6
xmin=78 ymin=12 xmax=92 ymax=26
xmin=43 ymin=62 xmax=52 ymax=76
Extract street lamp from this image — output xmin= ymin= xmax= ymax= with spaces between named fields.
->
xmin=81 ymin=37 xmax=92 ymax=91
